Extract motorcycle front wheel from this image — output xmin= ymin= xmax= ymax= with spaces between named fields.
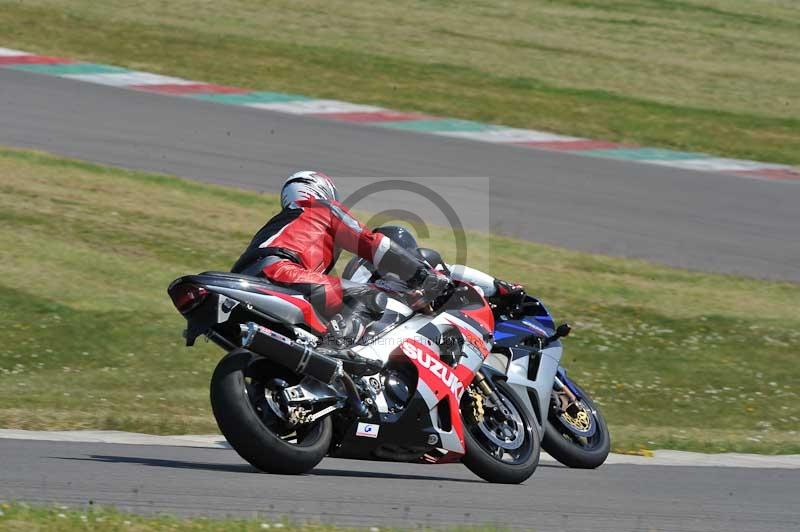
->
xmin=541 ymin=378 xmax=610 ymax=469
xmin=210 ymin=349 xmax=333 ymax=474
xmin=461 ymin=379 xmax=540 ymax=484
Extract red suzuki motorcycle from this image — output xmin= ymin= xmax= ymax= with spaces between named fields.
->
xmin=168 ymin=270 xmax=540 ymax=483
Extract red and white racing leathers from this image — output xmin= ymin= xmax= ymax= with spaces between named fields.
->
xmin=231 ymin=198 xmax=420 ymax=316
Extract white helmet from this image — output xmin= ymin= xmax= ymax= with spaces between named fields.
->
xmin=280 ymin=171 xmax=339 ymax=208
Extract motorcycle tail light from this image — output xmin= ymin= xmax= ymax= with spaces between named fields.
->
xmin=169 ymin=283 xmax=208 ymax=314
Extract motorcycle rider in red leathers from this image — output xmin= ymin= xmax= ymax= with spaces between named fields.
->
xmin=231 ymin=171 xmax=450 ymax=344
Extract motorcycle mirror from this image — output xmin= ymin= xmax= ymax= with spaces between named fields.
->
xmin=544 ymin=322 xmax=572 ymax=347
xmin=556 ymin=323 xmax=572 ymax=338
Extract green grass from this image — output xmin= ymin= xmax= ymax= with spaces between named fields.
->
xmin=1 ymin=502 xmax=482 ymax=532
xmin=1 ymin=146 xmax=799 ymax=453
xmin=1 ymin=1 xmax=800 ymax=165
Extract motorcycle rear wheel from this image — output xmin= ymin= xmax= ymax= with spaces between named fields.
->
xmin=542 ymin=379 xmax=610 ymax=469
xmin=210 ymin=349 xmax=332 ymax=474
xmin=462 ymin=379 xmax=540 ymax=484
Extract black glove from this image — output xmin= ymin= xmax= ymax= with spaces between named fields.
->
xmin=406 ymin=268 xmax=452 ymax=310
xmin=494 ymin=279 xmax=524 ymax=299
xmin=489 ymin=279 xmax=526 ymax=315
xmin=422 ymin=269 xmax=451 ymax=295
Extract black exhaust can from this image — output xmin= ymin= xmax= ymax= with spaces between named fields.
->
xmin=240 ymin=323 xmax=340 ymax=383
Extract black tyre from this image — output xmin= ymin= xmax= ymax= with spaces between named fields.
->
xmin=542 ymin=379 xmax=610 ymax=469
xmin=461 ymin=379 xmax=540 ymax=484
xmin=210 ymin=349 xmax=332 ymax=474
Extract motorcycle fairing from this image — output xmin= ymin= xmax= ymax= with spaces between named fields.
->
xmin=444 ymin=315 xmax=490 ymax=370
xmin=357 ymin=298 xmax=414 ymax=345
xmin=489 ymin=295 xmax=562 ymax=436
xmin=330 ymin=390 xmax=441 ymax=462
xmin=460 ymin=303 xmax=495 ymax=334
xmin=397 ymin=306 xmax=494 ymax=456
xmin=399 ymin=338 xmax=468 ymax=453
xmin=340 ymin=287 xmax=493 ymax=460
xmin=330 ymin=317 xmax=457 ymax=461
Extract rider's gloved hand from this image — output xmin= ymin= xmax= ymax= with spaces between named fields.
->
xmin=405 ymin=267 xmax=452 ymax=310
xmin=420 ymin=269 xmax=452 ymax=296
xmin=494 ymin=279 xmax=524 ymax=300
xmin=489 ymin=279 xmax=526 ymax=315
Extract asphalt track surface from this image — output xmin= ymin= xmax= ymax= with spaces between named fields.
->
xmin=1 ymin=68 xmax=800 ymax=282
xmin=2 ymin=439 xmax=799 ymax=531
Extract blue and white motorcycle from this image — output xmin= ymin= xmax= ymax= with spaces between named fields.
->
xmin=484 ymin=292 xmax=611 ymax=469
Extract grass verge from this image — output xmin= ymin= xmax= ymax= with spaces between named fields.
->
xmin=0 ymin=502 xmax=442 ymax=532
xmin=0 ymin=146 xmax=799 ymax=453
xmin=1 ymin=1 xmax=799 ymax=164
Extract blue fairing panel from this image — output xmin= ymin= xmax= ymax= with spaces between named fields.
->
xmin=493 ymin=295 xmax=555 ymax=347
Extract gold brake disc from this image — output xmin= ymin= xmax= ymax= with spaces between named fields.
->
xmin=562 ymin=402 xmax=591 ymax=432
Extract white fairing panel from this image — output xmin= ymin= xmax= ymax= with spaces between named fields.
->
xmin=503 ymin=344 xmax=562 ymax=438
xmin=352 ymin=314 xmax=433 ymax=364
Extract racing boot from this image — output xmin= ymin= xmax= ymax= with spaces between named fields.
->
xmin=326 ymin=284 xmax=388 ymax=347
xmin=326 ymin=313 xmax=367 ymax=348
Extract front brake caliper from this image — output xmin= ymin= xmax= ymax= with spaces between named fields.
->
xmin=467 ymin=387 xmax=485 ymax=424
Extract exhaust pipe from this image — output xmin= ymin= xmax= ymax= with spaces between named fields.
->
xmin=240 ymin=322 xmax=370 ymax=418
xmin=240 ymin=322 xmax=369 ymax=418
xmin=240 ymin=322 xmax=341 ymax=383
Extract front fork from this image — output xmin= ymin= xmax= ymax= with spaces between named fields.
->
xmin=554 ymin=367 xmax=581 ymax=402
xmin=472 ymin=370 xmax=512 ymax=418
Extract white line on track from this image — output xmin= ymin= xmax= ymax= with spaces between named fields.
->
xmin=246 ymin=100 xmax=387 ymax=114
xmin=437 ymin=129 xmax=582 ymax=143
xmin=0 ymin=47 xmax=29 ymax=56
xmin=2 ymin=429 xmax=798 ymax=469
xmin=62 ymin=72 xmax=196 ymax=87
